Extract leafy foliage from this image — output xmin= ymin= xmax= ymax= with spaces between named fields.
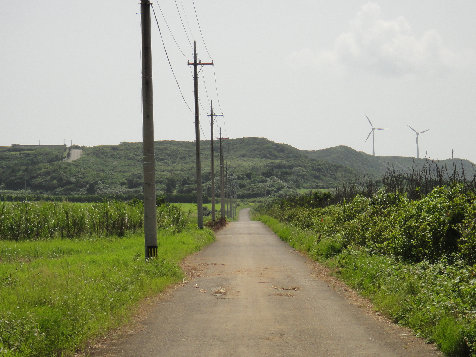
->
xmin=259 ymin=185 xmax=476 ymax=265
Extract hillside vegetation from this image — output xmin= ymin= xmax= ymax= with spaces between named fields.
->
xmin=0 ymin=139 xmax=358 ymax=199
xmin=305 ymin=145 xmax=476 ymax=179
xmin=1 ymin=139 xmax=474 ymax=200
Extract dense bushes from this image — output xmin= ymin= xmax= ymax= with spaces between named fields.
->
xmin=261 ymin=185 xmax=476 ymax=265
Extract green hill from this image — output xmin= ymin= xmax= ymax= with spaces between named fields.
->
xmin=1 ymin=139 xmax=474 ymax=200
xmin=0 ymin=138 xmax=358 ymax=200
xmin=304 ymin=145 xmax=476 ymax=179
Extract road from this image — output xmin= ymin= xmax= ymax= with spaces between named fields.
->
xmin=64 ymin=148 xmax=82 ymax=162
xmin=91 ymin=208 xmax=440 ymax=356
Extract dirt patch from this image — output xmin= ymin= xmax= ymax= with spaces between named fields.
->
xmin=205 ymin=217 xmax=227 ymax=231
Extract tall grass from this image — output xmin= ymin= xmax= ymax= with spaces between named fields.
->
xmin=0 ymin=201 xmax=188 ymax=241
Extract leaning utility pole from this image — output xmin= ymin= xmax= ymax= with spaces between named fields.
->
xmin=219 ymin=128 xmax=225 ymax=219
xmin=140 ymin=0 xmax=157 ymax=259
xmin=188 ymin=41 xmax=213 ymax=229
xmin=207 ymin=101 xmax=223 ymax=222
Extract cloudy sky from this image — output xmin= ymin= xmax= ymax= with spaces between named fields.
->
xmin=1 ymin=1 xmax=475 ymax=162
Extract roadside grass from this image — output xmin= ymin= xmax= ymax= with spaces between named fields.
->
xmin=0 ymin=228 xmax=214 ymax=356
xmin=255 ymin=214 xmax=476 ymax=356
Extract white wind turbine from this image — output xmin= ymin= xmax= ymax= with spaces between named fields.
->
xmin=365 ymin=115 xmax=385 ymax=156
xmin=408 ymin=125 xmax=429 ymax=159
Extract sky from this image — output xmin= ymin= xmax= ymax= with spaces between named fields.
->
xmin=1 ymin=1 xmax=475 ymax=163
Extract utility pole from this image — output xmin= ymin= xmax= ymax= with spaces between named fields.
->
xmin=141 ymin=0 xmax=157 ymax=259
xmin=229 ymin=172 xmax=234 ymax=219
xmin=225 ymin=162 xmax=229 ymax=218
xmin=188 ymin=41 xmax=213 ymax=229
xmin=219 ymin=128 xmax=225 ymax=220
xmin=207 ymin=100 xmax=223 ymax=222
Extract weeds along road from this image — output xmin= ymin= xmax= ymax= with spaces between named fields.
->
xmin=93 ymin=208 xmax=440 ymax=357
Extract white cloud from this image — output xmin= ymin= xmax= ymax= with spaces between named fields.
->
xmin=289 ymin=2 xmax=459 ymax=77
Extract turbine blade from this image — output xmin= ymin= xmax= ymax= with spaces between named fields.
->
xmin=365 ymin=115 xmax=373 ymax=127
xmin=408 ymin=125 xmax=418 ymax=134
xmin=420 ymin=129 xmax=430 ymax=134
xmin=365 ymin=130 xmax=372 ymax=142
xmin=376 ymin=128 xmax=385 ymax=130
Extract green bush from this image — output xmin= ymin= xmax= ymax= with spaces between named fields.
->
xmin=256 ymin=185 xmax=476 ymax=265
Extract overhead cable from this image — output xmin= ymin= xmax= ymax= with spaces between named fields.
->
xmin=151 ymin=4 xmax=192 ymax=113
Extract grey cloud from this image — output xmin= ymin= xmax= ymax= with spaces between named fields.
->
xmin=289 ymin=2 xmax=458 ymax=77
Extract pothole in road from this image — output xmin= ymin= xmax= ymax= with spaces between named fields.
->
xmin=272 ymin=285 xmax=300 ymax=291
xmin=212 ymin=287 xmax=227 ymax=297
xmin=270 ymin=285 xmax=300 ymax=297
xmin=274 ymin=292 xmax=295 ymax=297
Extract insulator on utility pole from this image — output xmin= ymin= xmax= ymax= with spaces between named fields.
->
xmin=188 ymin=41 xmax=213 ymax=229
xmin=140 ymin=0 xmax=158 ymax=259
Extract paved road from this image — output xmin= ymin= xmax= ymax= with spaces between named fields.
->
xmin=93 ymin=209 xmax=440 ymax=356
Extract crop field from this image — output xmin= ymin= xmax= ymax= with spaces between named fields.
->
xmin=0 ymin=200 xmax=188 ymax=241
xmin=0 ymin=201 xmax=214 ymax=356
xmin=254 ymin=185 xmax=476 ymax=356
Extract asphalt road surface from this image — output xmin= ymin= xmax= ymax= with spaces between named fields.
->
xmin=92 ymin=208 xmax=440 ymax=356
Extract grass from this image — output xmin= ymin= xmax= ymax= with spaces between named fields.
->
xmin=176 ymin=202 xmax=222 ymax=216
xmin=255 ymin=214 xmax=476 ymax=356
xmin=0 ymin=228 xmax=214 ymax=356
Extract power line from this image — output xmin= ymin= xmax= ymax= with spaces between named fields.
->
xmin=178 ymin=0 xmax=194 ymax=44
xmin=154 ymin=1 xmax=186 ymax=58
xmin=201 ymin=72 xmax=210 ymax=104
xmin=173 ymin=0 xmax=193 ymax=50
xmin=191 ymin=0 xmax=212 ymax=60
xmin=212 ymin=67 xmax=224 ymax=114
xmin=176 ymin=0 xmax=225 ymax=134
xmin=199 ymin=122 xmax=207 ymax=140
xmin=151 ymin=4 xmax=192 ymax=113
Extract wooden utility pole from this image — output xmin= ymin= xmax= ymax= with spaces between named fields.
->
xmin=229 ymin=172 xmax=233 ymax=219
xmin=225 ymin=162 xmax=229 ymax=218
xmin=141 ymin=0 xmax=158 ymax=259
xmin=207 ymin=101 xmax=223 ymax=222
xmin=219 ymin=128 xmax=225 ymax=219
xmin=188 ymin=41 xmax=213 ymax=229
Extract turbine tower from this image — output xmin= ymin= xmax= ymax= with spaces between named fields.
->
xmin=365 ymin=115 xmax=385 ymax=156
xmin=408 ymin=126 xmax=429 ymax=159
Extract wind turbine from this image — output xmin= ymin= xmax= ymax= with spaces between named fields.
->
xmin=408 ymin=125 xmax=429 ymax=159
xmin=365 ymin=115 xmax=385 ymax=156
